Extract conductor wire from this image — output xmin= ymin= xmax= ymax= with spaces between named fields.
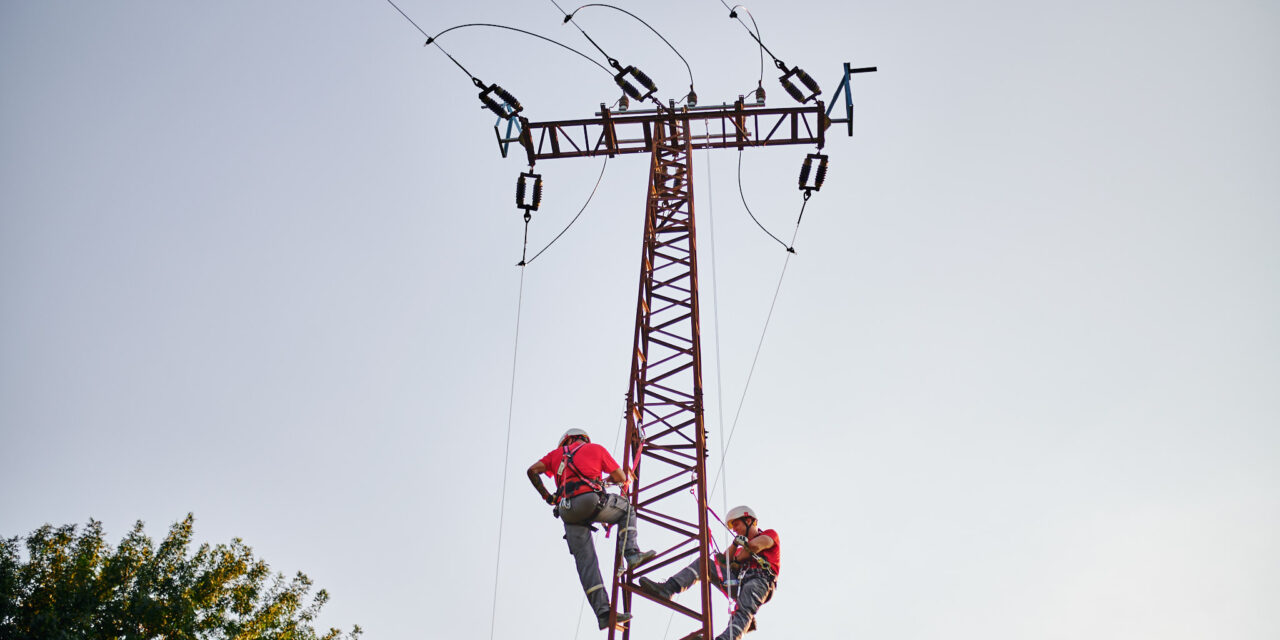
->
xmin=736 ymin=150 xmax=791 ymax=252
xmin=567 ymin=4 xmax=696 ymax=88
xmin=716 ymin=1 xmax=783 ymax=65
xmin=549 ymin=0 xmax=615 ymax=64
xmin=524 ymin=158 xmax=610 ymax=265
xmin=430 ymin=23 xmax=613 ymax=76
xmin=382 ymin=0 xmax=475 ymax=78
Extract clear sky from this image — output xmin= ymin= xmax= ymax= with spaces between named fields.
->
xmin=2 ymin=1 xmax=1277 ymax=639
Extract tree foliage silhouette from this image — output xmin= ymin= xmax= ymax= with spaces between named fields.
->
xmin=0 ymin=514 xmax=360 ymax=640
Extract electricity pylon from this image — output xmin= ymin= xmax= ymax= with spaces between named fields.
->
xmin=504 ymin=65 xmax=873 ymax=640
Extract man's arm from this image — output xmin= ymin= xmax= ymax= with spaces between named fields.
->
xmin=730 ymin=532 xmax=776 ymax=560
xmin=527 ymin=461 xmax=555 ymax=504
xmin=607 ymin=466 xmax=631 ymax=488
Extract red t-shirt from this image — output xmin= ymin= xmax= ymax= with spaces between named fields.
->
xmin=754 ymin=529 xmax=781 ymax=576
xmin=539 ymin=442 xmax=620 ymax=498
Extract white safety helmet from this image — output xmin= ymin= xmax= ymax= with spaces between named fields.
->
xmin=726 ymin=505 xmax=757 ymax=524
xmin=559 ymin=428 xmax=590 ymax=447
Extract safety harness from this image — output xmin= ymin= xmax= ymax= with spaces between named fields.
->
xmin=554 ymin=441 xmax=608 ymax=523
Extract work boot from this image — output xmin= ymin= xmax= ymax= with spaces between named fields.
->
xmin=597 ymin=611 xmax=632 ymax=630
xmin=625 ymin=549 xmax=656 ymax=569
xmin=637 ymin=576 xmax=671 ymax=600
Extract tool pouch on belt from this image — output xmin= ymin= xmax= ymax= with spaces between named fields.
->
xmin=558 ymin=491 xmax=606 ymax=524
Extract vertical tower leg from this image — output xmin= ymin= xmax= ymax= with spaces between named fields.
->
xmin=608 ymin=110 xmax=712 ymax=640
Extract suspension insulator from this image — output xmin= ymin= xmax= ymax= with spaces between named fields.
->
xmin=516 ymin=172 xmax=543 ymax=212
xmin=479 ymin=83 xmax=522 ymax=119
xmin=632 ymin=67 xmax=657 ymax=94
xmin=780 ymin=77 xmax=807 ymax=104
xmin=492 ymin=86 xmax=523 ymax=114
xmin=755 ymin=82 xmax=766 ymax=105
xmin=814 ymin=155 xmax=828 ymax=190
xmin=778 ymin=66 xmax=820 ymax=104
xmin=614 ymin=66 xmax=657 ymax=102
xmin=616 ymin=75 xmax=643 ymax=101
xmin=687 ymin=86 xmax=698 ymax=108
xmin=619 ymin=93 xmax=630 ymax=111
xmin=799 ymin=153 xmax=829 ymax=193
xmin=795 ymin=67 xmax=821 ymax=96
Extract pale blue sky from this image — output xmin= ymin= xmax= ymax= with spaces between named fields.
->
xmin=2 ymin=1 xmax=1278 ymax=639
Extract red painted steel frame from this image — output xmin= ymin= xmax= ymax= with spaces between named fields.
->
xmin=517 ymin=100 xmax=828 ymax=164
xmin=606 ymin=109 xmax=713 ymax=640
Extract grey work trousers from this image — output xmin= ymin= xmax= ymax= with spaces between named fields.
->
xmin=665 ymin=560 xmax=775 ymax=640
xmin=561 ymin=492 xmax=641 ymax=619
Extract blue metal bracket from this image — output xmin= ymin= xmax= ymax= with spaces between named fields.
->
xmin=494 ymin=107 xmax=523 ymax=158
xmin=824 ymin=63 xmax=878 ymax=136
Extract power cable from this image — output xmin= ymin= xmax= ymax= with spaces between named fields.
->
xmin=548 ymin=0 xmax=663 ymax=106
xmin=736 ymin=150 xmax=792 ymax=252
xmin=488 ymin=266 xmax=527 ymax=640
xmin=523 ymin=158 xmax=610 ymax=265
xmin=429 ymin=23 xmax=613 ymax=76
xmin=715 ymin=1 xmax=783 ymax=66
xmin=567 ymin=4 xmax=696 ymax=89
xmin=381 ymin=0 xmax=475 ymax=78
xmin=731 ymin=6 xmax=766 ymax=88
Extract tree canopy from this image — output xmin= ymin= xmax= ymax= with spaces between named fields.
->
xmin=0 ymin=514 xmax=360 ymax=640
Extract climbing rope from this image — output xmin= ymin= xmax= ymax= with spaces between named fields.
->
xmin=710 ymin=183 xmax=812 ymax=495
xmin=488 ymin=266 xmax=527 ymax=640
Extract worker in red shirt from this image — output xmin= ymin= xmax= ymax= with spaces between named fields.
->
xmin=527 ymin=428 xmax=655 ymax=630
xmin=637 ymin=505 xmax=779 ymax=640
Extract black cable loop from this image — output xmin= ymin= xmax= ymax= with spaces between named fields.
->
xmin=429 ymin=24 xmax=613 ymax=76
xmin=728 ymin=5 xmax=766 ymax=87
xmin=736 ymin=150 xmax=791 ymax=252
xmin=569 ymin=4 xmax=696 ymax=88
xmin=719 ymin=1 xmax=782 ymax=65
xmin=523 ymin=157 xmax=610 ymax=266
